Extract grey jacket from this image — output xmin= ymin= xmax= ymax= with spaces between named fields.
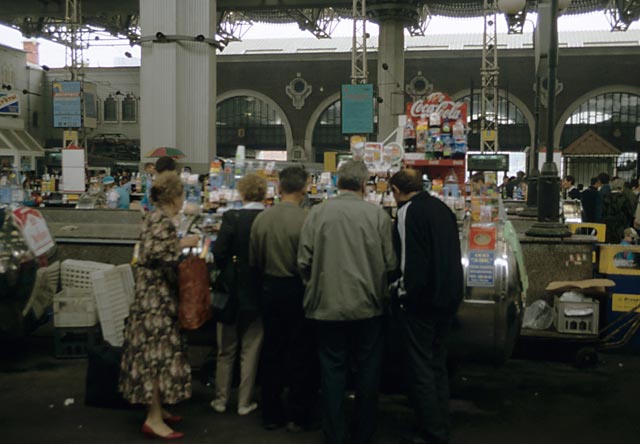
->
xmin=298 ymin=191 xmax=397 ymax=321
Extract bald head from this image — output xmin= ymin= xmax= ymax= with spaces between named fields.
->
xmin=390 ymin=168 xmax=423 ymax=194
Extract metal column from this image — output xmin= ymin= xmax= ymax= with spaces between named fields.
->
xmin=480 ymin=0 xmax=499 ymax=153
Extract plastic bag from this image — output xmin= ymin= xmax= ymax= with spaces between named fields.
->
xmin=523 ymin=300 xmax=554 ymax=330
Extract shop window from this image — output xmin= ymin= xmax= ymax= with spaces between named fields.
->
xmin=121 ymin=94 xmax=137 ymax=123
xmin=103 ymin=94 xmax=118 ymax=122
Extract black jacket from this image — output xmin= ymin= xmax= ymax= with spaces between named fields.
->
xmin=580 ymin=186 xmax=602 ymax=223
xmin=393 ymin=192 xmax=463 ymax=315
xmin=213 ymin=208 xmax=263 ymax=314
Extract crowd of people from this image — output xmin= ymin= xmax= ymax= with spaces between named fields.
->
xmin=563 ymin=172 xmax=640 ymax=244
xmin=117 ymin=159 xmax=463 ymax=444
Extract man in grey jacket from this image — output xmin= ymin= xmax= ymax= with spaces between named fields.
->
xmin=298 ymin=160 xmax=397 ymax=444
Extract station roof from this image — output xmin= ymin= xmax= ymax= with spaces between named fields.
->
xmin=0 ymin=1 xmax=617 ymax=39
xmin=222 ymin=29 xmax=640 ymax=55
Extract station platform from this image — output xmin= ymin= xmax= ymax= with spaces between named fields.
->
xmin=2 ymin=323 xmax=639 ymax=444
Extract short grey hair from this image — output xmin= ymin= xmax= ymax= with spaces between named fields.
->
xmin=611 ymin=178 xmax=624 ymax=191
xmin=337 ymin=160 xmax=369 ymax=192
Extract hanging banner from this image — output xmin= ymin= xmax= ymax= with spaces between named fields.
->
xmin=53 ymin=81 xmax=82 ymax=128
xmin=341 ymin=84 xmax=374 ymax=134
xmin=0 ymin=92 xmax=20 ymax=115
xmin=406 ymin=92 xmax=468 ymax=124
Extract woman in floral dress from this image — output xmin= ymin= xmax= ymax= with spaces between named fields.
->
xmin=119 ymin=172 xmax=199 ymax=440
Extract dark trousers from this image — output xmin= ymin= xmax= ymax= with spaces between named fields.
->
xmin=398 ymin=310 xmax=452 ymax=444
xmin=261 ymin=275 xmax=318 ymax=426
xmin=315 ymin=316 xmax=385 ymax=444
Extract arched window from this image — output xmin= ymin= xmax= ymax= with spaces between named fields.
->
xmin=561 ymin=92 xmax=640 ymax=151
xmin=312 ymin=100 xmax=349 ymax=163
xmin=216 ymin=96 xmax=286 ymax=158
xmin=461 ymin=93 xmax=530 ymax=151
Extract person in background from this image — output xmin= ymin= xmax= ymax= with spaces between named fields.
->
xmin=505 ymin=171 xmax=525 ymax=198
xmin=115 ymin=176 xmax=131 ymax=209
xmin=250 ymin=166 xmax=317 ymax=433
xmin=602 ymin=178 xmax=634 ymax=244
xmin=562 ymin=175 xmax=581 ymax=200
xmin=211 ymin=173 xmax=267 ymax=417
xmin=620 ymin=227 xmax=638 ymax=260
xmin=389 ymin=169 xmax=463 ymax=444
xmin=141 ymin=157 xmax=176 ymax=212
xmin=103 ymin=176 xmax=120 ymax=209
xmin=581 ymin=177 xmax=602 ymax=223
xmin=298 ymin=160 xmax=397 ymax=444
xmin=621 ymin=180 xmax=638 ymax=225
xmin=596 ymin=172 xmax=611 ymax=198
xmin=119 ymin=172 xmax=200 ymax=440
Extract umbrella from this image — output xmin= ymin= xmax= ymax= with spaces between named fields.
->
xmin=145 ymin=147 xmax=186 ymax=159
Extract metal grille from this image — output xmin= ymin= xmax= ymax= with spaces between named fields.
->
xmin=561 ymin=92 xmax=640 ymax=152
xmin=216 ymin=96 xmax=286 ymax=157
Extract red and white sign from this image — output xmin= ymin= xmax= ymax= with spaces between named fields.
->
xmin=11 ymin=208 xmax=55 ymax=257
xmin=406 ymin=92 xmax=468 ymax=125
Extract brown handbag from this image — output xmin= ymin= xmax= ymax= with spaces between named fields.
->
xmin=178 ymin=255 xmax=211 ymax=330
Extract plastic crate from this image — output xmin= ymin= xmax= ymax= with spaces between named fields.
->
xmin=61 ymin=259 xmax=114 ymax=289
xmin=598 ymin=245 xmax=640 ymax=276
xmin=23 ymin=261 xmax=60 ymax=319
xmin=554 ymin=295 xmax=599 ymax=335
xmin=53 ymin=288 xmax=98 ymax=327
xmin=54 ymin=325 xmax=102 ymax=358
xmin=91 ymin=265 xmax=135 ymax=347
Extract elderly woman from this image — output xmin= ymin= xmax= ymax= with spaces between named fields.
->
xmin=211 ymin=173 xmax=267 ymax=416
xmin=119 ymin=172 xmax=199 ymax=440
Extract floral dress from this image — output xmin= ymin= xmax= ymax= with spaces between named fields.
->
xmin=119 ymin=209 xmax=191 ymax=405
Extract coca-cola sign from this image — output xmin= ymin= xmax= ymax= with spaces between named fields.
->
xmin=406 ymin=92 xmax=468 ymax=124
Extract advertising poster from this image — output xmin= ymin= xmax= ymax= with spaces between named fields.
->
xmin=11 ymin=207 xmax=55 ymax=257
xmin=53 ymin=81 xmax=82 ymax=128
xmin=82 ymin=82 xmax=97 ymax=128
xmin=341 ymin=84 xmax=374 ymax=134
xmin=467 ymin=250 xmax=495 ymax=288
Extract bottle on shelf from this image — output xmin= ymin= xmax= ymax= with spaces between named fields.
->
xmin=403 ymin=119 xmax=416 ymax=153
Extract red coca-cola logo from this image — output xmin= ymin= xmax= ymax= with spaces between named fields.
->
xmin=406 ymin=92 xmax=468 ymax=124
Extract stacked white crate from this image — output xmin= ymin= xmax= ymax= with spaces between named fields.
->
xmin=55 ymin=260 xmax=114 ymax=327
xmin=91 ymin=265 xmax=135 ymax=347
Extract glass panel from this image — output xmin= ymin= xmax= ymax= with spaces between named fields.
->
xmin=103 ymin=96 xmax=118 ymax=122
xmin=121 ymin=95 xmax=137 ymax=122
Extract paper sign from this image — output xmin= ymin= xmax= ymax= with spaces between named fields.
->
xmin=11 ymin=207 xmax=55 ymax=257
xmin=469 ymin=225 xmax=497 ymax=250
xmin=611 ymin=294 xmax=640 ymax=313
xmin=467 ymin=250 xmax=495 ymax=288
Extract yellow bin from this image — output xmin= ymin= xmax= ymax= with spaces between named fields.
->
xmin=568 ymin=223 xmax=607 ymax=243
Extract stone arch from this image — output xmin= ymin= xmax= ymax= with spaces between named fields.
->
xmin=554 ymin=85 xmax=640 ymax=148
xmin=305 ymin=92 xmax=342 ymax=163
xmin=452 ymin=88 xmax=535 ymax=148
xmin=216 ymin=89 xmax=294 ymax=158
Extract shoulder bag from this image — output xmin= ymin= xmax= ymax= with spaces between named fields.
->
xmin=178 ymin=253 xmax=212 ymax=330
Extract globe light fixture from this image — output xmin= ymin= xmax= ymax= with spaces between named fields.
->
xmin=497 ymin=0 xmax=526 ymax=15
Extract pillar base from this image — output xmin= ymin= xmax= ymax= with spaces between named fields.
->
xmin=519 ymin=207 xmax=538 ymax=218
xmin=526 ymin=222 xmax=572 ymax=238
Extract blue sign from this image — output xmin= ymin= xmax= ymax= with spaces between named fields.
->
xmin=467 ymin=250 xmax=495 ymax=288
xmin=341 ymin=84 xmax=374 ymax=134
xmin=53 ymin=81 xmax=82 ymax=128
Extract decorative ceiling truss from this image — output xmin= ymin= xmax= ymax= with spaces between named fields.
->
xmin=286 ymin=7 xmax=340 ymax=38
xmin=605 ymin=0 xmax=640 ymax=30
xmin=408 ymin=4 xmax=432 ymax=36
xmin=217 ymin=10 xmax=253 ymax=45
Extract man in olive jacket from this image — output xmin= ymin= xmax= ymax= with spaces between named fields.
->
xmin=390 ymin=169 xmax=463 ymax=444
xmin=298 ymin=160 xmax=397 ymax=444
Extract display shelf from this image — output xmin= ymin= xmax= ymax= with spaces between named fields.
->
xmin=403 ymin=158 xmax=465 ymax=167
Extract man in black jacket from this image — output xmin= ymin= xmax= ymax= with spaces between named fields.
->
xmin=581 ymin=177 xmax=602 ymax=223
xmin=390 ymin=169 xmax=463 ymax=444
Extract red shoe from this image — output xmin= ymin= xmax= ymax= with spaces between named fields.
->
xmin=141 ymin=423 xmax=184 ymax=440
xmin=163 ymin=415 xmax=183 ymax=425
